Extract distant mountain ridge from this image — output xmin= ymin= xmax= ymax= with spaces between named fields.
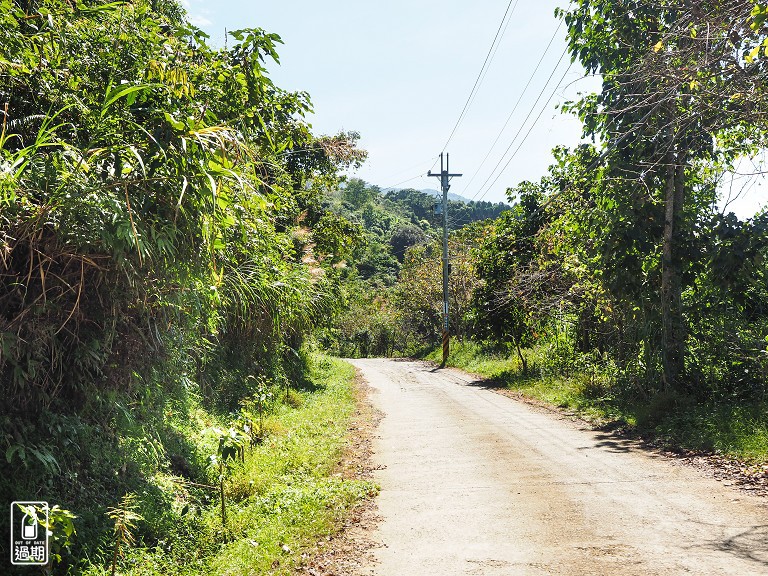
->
xmin=382 ymin=186 xmax=506 ymax=205
xmin=419 ymin=188 xmax=481 ymax=204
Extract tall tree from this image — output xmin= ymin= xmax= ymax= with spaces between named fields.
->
xmin=560 ymin=0 xmax=763 ymax=389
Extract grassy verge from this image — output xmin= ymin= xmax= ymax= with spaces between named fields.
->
xmin=426 ymin=340 xmax=768 ymax=462
xmin=81 ymin=354 xmax=376 ymax=576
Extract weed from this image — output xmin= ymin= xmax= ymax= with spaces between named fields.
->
xmin=40 ymin=504 xmax=78 ymax=569
xmin=207 ymin=426 xmax=249 ymax=535
xmin=108 ymin=494 xmax=143 ymax=576
xmin=285 ymin=389 xmax=304 ymax=408
xmin=74 ymin=354 xmax=376 ymax=576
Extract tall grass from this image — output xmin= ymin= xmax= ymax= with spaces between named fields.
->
xmin=73 ymin=354 xmax=376 ymax=576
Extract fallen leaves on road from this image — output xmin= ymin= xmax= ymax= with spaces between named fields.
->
xmin=663 ymin=450 xmax=768 ymax=497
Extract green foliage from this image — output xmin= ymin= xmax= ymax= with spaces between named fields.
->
xmin=3 ymin=351 xmax=371 ymax=575
xmin=0 ymin=0 xmax=363 ymax=413
xmin=238 ymin=375 xmax=274 ymax=441
xmin=311 ymin=211 xmax=363 ymax=265
xmin=15 ymin=503 xmax=78 ymax=569
xmin=207 ymin=425 xmax=249 ymax=534
xmin=321 ymin=275 xmax=401 ymax=357
xmin=340 ymin=178 xmax=377 ymax=208
xmin=389 ymin=224 xmax=427 ymax=262
xmin=320 ymin=171 xmax=513 ymax=357
xmin=384 ymin=187 xmax=507 ymax=228
xmin=0 ymin=0 xmax=366 ymax=572
xmin=108 ymin=493 xmax=143 ymax=576
xmin=471 ymin=182 xmax=551 ymax=370
xmin=41 ymin=504 xmax=78 ymax=566
xmin=394 ymin=231 xmax=480 ymax=344
xmin=74 ymin=354 xmax=376 ymax=576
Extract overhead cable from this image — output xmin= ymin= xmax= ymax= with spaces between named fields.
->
xmin=440 ymin=0 xmax=520 ymax=153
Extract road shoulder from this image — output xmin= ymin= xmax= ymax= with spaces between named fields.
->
xmin=297 ymin=367 xmax=383 ymax=576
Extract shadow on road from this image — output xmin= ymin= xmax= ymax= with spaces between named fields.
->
xmin=589 ymin=433 xmax=639 ymax=453
xmin=463 ymin=377 xmax=509 ymax=389
xmin=715 ymin=525 xmax=768 ymax=566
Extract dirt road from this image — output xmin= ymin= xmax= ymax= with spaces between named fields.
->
xmin=347 ymin=358 xmax=768 ymax=576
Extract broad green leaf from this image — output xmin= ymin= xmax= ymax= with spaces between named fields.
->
xmin=101 ymin=84 xmax=153 ymax=117
xmin=163 ymin=112 xmax=186 ymax=131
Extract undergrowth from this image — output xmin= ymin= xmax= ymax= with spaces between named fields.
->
xmin=425 ymin=340 xmax=768 ymax=462
xmin=80 ymin=354 xmax=376 ymax=576
xmin=2 ymin=354 xmax=374 ymax=575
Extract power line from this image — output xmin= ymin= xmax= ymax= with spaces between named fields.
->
xmin=444 ymin=20 xmax=568 ymax=230
xmin=460 ymin=3 xmax=517 ymax=127
xmin=508 ymin=99 xmax=669 ymax=240
xmin=469 ymin=43 xmax=570 ymax=201
xmin=377 ymin=156 xmax=439 ymax=190
xmin=473 ymin=60 xmax=574 ymax=202
xmin=470 ymin=44 xmax=572 ymax=202
xmin=380 ymin=173 xmax=428 ymax=191
xmin=442 ymin=45 xmax=571 ymax=232
xmin=440 ymin=0 xmax=520 ymax=153
xmin=458 ymin=20 xmax=563 ymax=198
xmin=447 ymin=61 xmax=710 ymax=233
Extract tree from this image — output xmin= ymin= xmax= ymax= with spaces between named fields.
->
xmin=0 ymin=0 xmax=367 ymax=413
xmin=472 ymin=184 xmax=563 ymax=372
xmin=389 ymin=224 xmax=427 ymax=262
xmin=559 ymin=0 xmax=762 ymax=389
xmin=395 ymin=232 xmax=481 ymax=345
xmin=341 ymin=178 xmax=378 ymax=208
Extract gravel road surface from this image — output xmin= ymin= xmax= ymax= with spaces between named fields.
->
xmin=348 ymin=358 xmax=768 ymax=576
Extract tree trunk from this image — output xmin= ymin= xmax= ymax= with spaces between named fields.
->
xmin=514 ymin=337 xmax=528 ymax=375
xmin=661 ymin=151 xmax=686 ymax=390
xmin=219 ymin=467 xmax=227 ymax=536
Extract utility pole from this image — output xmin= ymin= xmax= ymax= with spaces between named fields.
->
xmin=428 ymin=153 xmax=461 ymax=367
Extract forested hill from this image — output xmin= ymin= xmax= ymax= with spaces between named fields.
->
xmin=336 ymin=180 xmax=508 ymax=231
xmin=320 ymin=178 xmax=508 ymax=286
xmin=385 ymin=187 xmax=509 ymax=227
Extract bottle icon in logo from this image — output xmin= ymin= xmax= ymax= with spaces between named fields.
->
xmin=21 ymin=512 xmax=37 ymax=540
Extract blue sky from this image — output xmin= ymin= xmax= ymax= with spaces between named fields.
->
xmin=184 ymin=0 xmax=765 ymax=217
